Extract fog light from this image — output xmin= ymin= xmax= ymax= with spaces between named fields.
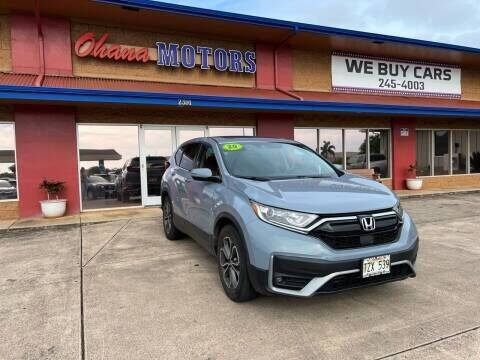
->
xmin=275 ymin=276 xmax=283 ymax=284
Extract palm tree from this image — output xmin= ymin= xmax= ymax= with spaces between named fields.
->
xmin=320 ymin=141 xmax=336 ymax=159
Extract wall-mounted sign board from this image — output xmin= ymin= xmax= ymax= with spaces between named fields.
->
xmin=332 ymin=52 xmax=461 ymax=99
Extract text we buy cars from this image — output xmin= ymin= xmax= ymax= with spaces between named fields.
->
xmin=332 ymin=53 xmax=461 ymax=98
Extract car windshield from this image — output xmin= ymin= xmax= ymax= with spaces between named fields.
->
xmin=0 ymin=180 xmax=12 ymax=188
xmin=88 ymin=176 xmax=107 ymax=183
xmin=218 ymin=141 xmax=339 ymax=180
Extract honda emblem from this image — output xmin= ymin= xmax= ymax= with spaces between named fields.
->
xmin=360 ymin=216 xmax=376 ymax=231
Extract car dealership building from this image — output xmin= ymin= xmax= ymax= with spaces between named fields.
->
xmin=2 ymin=0 xmax=480 ymax=219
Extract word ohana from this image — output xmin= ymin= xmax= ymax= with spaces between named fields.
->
xmin=156 ymin=42 xmax=256 ymax=73
xmin=75 ymin=33 xmax=149 ymax=62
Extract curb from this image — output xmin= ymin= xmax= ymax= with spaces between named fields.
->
xmin=398 ymin=189 xmax=480 ymax=199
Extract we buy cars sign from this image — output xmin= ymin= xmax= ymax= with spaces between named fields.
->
xmin=331 ymin=52 xmax=461 ymax=99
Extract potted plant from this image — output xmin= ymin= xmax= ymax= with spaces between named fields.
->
xmin=406 ymin=163 xmax=423 ymax=190
xmin=39 ymin=179 xmax=67 ymax=218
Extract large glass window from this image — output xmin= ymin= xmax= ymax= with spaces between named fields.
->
xmin=345 ymin=129 xmax=368 ymax=170
xmin=294 ymin=128 xmax=317 ymax=152
xmin=208 ymin=127 xmax=255 ymax=137
xmin=434 ymin=130 xmax=450 ymax=175
xmin=470 ymin=131 xmax=480 ymax=174
xmin=0 ymin=123 xmax=17 ymax=200
xmin=416 ymin=130 xmax=432 ymax=176
xmin=369 ymin=130 xmax=390 ymax=178
xmin=319 ymin=129 xmax=344 ymax=169
xmin=452 ymin=131 xmax=468 ymax=174
xmin=78 ymin=125 xmax=140 ymax=210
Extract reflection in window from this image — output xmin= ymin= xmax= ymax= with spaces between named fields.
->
xmin=416 ymin=130 xmax=432 ymax=176
xmin=78 ymin=125 xmax=140 ymax=210
xmin=144 ymin=129 xmax=172 ymax=197
xmin=319 ymin=129 xmax=343 ymax=169
xmin=294 ymin=128 xmax=317 ymax=152
xmin=369 ymin=130 xmax=389 ymax=178
xmin=208 ymin=127 xmax=255 ymax=137
xmin=345 ymin=129 xmax=367 ymax=170
xmin=470 ymin=131 xmax=480 ymax=174
xmin=434 ymin=130 xmax=450 ymax=175
xmin=452 ymin=131 xmax=468 ymax=174
xmin=0 ymin=123 xmax=17 ymax=200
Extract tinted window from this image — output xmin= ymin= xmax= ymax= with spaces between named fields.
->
xmin=179 ymin=143 xmax=201 ymax=171
xmin=219 ymin=141 xmax=338 ymax=179
xmin=197 ymin=145 xmax=220 ymax=176
xmin=175 ymin=149 xmax=183 ymax=165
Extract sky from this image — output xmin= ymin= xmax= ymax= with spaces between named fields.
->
xmin=160 ymin=0 xmax=480 ymax=48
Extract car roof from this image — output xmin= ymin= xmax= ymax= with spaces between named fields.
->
xmin=182 ymin=136 xmax=300 ymax=145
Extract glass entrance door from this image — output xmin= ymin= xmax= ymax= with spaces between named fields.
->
xmin=176 ymin=126 xmax=207 ymax=145
xmin=139 ymin=126 xmax=175 ymax=206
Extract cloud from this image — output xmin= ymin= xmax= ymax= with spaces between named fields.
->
xmin=160 ymin=0 xmax=480 ymax=48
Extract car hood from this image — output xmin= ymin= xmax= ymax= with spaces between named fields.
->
xmin=231 ymin=175 xmax=397 ymax=214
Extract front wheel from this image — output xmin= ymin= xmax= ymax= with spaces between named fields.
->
xmin=217 ymin=225 xmax=257 ymax=302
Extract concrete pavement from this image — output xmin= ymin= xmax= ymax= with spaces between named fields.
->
xmin=1 ymin=193 xmax=480 ymax=359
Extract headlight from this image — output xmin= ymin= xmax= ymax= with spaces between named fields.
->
xmin=393 ymin=201 xmax=404 ymax=219
xmin=251 ymin=202 xmax=318 ymax=232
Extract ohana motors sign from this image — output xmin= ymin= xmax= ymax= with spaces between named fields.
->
xmin=332 ymin=52 xmax=461 ymax=98
xmin=74 ymin=32 xmax=256 ymax=73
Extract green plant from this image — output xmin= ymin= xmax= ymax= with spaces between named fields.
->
xmin=407 ymin=162 xmax=418 ymax=178
xmin=39 ymin=179 xmax=65 ymax=200
xmin=320 ymin=141 xmax=336 ymax=159
xmin=471 ymin=152 xmax=480 ymax=172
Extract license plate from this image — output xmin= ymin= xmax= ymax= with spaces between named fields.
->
xmin=362 ymin=255 xmax=390 ymax=278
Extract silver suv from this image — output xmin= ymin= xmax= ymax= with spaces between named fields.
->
xmin=161 ymin=137 xmax=418 ymax=302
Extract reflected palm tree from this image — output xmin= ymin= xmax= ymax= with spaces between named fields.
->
xmin=320 ymin=141 xmax=336 ymax=159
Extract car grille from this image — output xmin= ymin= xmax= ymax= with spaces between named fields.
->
xmin=317 ymin=263 xmax=413 ymax=293
xmin=309 ymin=212 xmax=401 ymax=250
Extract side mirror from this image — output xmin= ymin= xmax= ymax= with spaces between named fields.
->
xmin=191 ymin=168 xmax=220 ymax=182
xmin=334 ymin=164 xmax=343 ymax=170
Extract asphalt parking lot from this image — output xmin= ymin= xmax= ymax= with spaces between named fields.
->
xmin=1 ymin=193 xmax=480 ymax=359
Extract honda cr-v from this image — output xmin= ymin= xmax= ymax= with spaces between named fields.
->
xmin=161 ymin=137 xmax=418 ymax=302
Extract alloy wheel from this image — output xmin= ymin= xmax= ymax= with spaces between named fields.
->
xmin=163 ymin=200 xmax=172 ymax=234
xmin=219 ymin=236 xmax=240 ymax=289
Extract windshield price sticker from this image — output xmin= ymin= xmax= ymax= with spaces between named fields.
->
xmin=223 ymin=143 xmax=244 ymax=151
xmin=332 ymin=53 xmax=461 ymax=98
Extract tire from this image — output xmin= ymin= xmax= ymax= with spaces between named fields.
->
xmin=217 ymin=225 xmax=257 ymax=302
xmin=162 ymin=195 xmax=183 ymax=240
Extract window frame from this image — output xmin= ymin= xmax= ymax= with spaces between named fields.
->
xmin=0 ymin=122 xmax=19 ymax=202
xmin=294 ymin=127 xmax=392 ymax=179
xmin=416 ymin=128 xmax=480 ymax=177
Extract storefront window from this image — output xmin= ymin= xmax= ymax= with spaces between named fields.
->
xmin=434 ymin=130 xmax=450 ymax=175
xmin=294 ymin=128 xmax=317 ymax=152
xmin=345 ymin=129 xmax=367 ymax=170
xmin=368 ymin=130 xmax=390 ymax=178
xmin=0 ymin=123 xmax=17 ymax=200
xmin=78 ymin=125 xmax=140 ymax=210
xmin=208 ymin=127 xmax=255 ymax=137
xmin=416 ymin=130 xmax=432 ymax=176
xmin=470 ymin=130 xmax=480 ymax=174
xmin=319 ymin=129 xmax=343 ymax=169
xmin=452 ymin=131 xmax=468 ymax=174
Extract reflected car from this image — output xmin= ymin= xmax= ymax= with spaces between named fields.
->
xmin=86 ymin=175 xmax=116 ymax=200
xmin=116 ymin=156 xmax=167 ymax=202
xmin=0 ymin=179 xmax=17 ymax=200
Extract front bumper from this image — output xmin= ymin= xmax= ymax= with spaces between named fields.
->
xmin=247 ymin=236 xmax=418 ymax=297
